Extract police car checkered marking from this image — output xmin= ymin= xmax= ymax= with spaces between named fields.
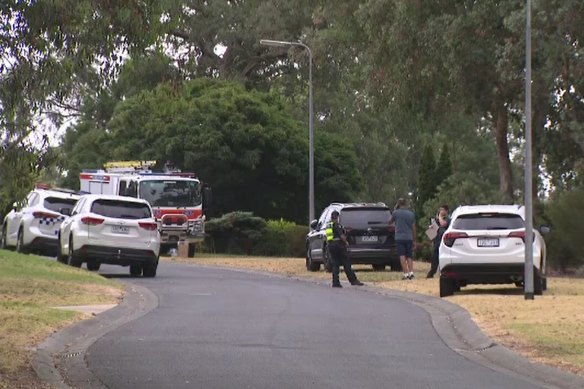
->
xmin=38 ymin=216 xmax=66 ymax=226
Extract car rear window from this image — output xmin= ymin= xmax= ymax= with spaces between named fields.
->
xmin=340 ymin=208 xmax=391 ymax=228
xmin=452 ymin=213 xmax=525 ymax=230
xmin=44 ymin=197 xmax=78 ymax=214
xmin=91 ymin=199 xmax=151 ymax=219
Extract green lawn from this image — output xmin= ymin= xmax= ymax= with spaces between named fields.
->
xmin=0 ymin=250 xmax=122 ymax=387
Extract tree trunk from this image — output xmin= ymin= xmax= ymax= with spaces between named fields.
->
xmin=494 ymin=100 xmax=514 ymax=204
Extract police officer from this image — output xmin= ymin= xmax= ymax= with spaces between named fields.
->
xmin=326 ymin=210 xmax=364 ymax=288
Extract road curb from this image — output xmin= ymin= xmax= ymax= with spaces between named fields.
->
xmin=32 ymin=283 xmax=158 ymax=389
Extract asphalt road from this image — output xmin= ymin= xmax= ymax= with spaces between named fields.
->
xmin=77 ymin=262 xmax=547 ymax=389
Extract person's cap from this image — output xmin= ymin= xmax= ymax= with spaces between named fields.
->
xmin=331 ymin=210 xmax=340 ymax=218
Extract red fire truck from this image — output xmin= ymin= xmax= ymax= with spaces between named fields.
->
xmin=80 ymin=161 xmax=210 ymax=257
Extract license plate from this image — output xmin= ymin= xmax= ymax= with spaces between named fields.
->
xmin=361 ymin=235 xmax=378 ymax=242
xmin=111 ymin=225 xmax=129 ymax=234
xmin=477 ymin=238 xmax=499 ymax=247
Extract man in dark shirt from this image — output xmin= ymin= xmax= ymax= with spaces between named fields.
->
xmin=427 ymin=205 xmax=450 ymax=278
xmin=326 ymin=210 xmax=364 ymax=288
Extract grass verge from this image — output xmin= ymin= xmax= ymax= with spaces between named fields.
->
xmin=0 ymin=250 xmax=123 ymax=389
xmin=166 ymin=254 xmax=584 ymax=376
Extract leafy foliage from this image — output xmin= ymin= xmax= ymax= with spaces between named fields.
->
xmin=254 ymin=219 xmax=307 ymax=257
xmin=205 ymin=211 xmax=267 ymax=255
xmin=545 ymin=191 xmax=584 ymax=271
xmin=61 ymin=78 xmax=361 ymax=223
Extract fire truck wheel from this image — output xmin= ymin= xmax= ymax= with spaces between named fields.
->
xmin=188 ymin=243 xmax=195 ymax=258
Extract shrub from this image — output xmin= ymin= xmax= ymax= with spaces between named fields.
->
xmin=205 ymin=211 xmax=267 ymax=254
xmin=545 ymin=190 xmax=584 ymax=271
xmin=253 ymin=219 xmax=307 ymax=257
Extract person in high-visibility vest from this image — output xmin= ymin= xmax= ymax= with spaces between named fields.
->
xmin=327 ymin=210 xmax=364 ymax=288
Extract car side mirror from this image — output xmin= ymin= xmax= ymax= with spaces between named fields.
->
xmin=539 ymin=225 xmax=550 ymax=235
xmin=60 ymin=207 xmax=71 ymax=216
xmin=310 ymin=219 xmax=318 ymax=230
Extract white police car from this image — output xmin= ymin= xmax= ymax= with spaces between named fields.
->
xmin=1 ymin=186 xmax=80 ymax=255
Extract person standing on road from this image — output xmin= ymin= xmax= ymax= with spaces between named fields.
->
xmin=427 ymin=205 xmax=450 ymax=278
xmin=389 ymin=198 xmax=417 ymax=280
xmin=326 ymin=210 xmax=364 ymax=288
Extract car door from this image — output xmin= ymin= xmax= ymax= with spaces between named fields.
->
xmin=60 ymin=198 xmax=85 ymax=253
xmin=7 ymin=193 xmax=36 ymax=244
xmin=310 ymin=208 xmax=332 ymax=260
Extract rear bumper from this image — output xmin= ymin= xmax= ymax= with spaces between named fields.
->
xmin=29 ymin=237 xmax=59 ymax=253
xmin=440 ymin=263 xmax=542 ymax=284
xmin=76 ymin=245 xmax=158 ymax=266
xmin=347 ymin=247 xmax=399 ymax=265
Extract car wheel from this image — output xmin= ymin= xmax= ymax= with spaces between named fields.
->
xmin=0 ymin=226 xmax=7 ymax=250
xmin=534 ymin=269 xmax=543 ymax=296
xmin=67 ymin=237 xmax=82 ymax=268
xmin=143 ymin=260 xmax=158 ymax=278
xmin=306 ymin=246 xmax=321 ymax=272
xmin=130 ymin=264 xmax=142 ymax=276
xmin=188 ymin=243 xmax=196 ymax=258
xmin=16 ymin=228 xmax=29 ymax=254
xmin=439 ymin=277 xmax=455 ymax=297
xmin=87 ymin=260 xmax=101 ymax=271
xmin=323 ymin=245 xmax=332 ymax=273
xmin=372 ymin=264 xmax=385 ymax=271
xmin=56 ymin=235 xmax=67 ymax=263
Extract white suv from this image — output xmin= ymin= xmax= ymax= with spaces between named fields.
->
xmin=1 ymin=187 xmax=80 ymax=255
xmin=438 ymin=205 xmax=548 ymax=297
xmin=58 ymin=194 xmax=160 ymax=277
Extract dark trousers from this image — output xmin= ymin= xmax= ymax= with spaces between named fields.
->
xmin=329 ymin=242 xmax=358 ymax=286
xmin=428 ymin=244 xmax=439 ymax=277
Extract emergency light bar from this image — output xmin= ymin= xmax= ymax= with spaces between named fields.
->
xmin=104 ymin=160 xmax=156 ymax=169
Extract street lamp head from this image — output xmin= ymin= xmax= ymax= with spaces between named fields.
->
xmin=259 ymin=39 xmax=292 ymax=48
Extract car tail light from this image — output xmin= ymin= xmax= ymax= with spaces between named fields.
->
xmin=139 ymin=222 xmax=158 ymax=231
xmin=33 ymin=211 xmax=60 ymax=219
xmin=508 ymin=230 xmax=534 ymax=243
xmin=443 ymin=232 xmax=469 ymax=247
xmin=81 ymin=216 xmax=104 ymax=226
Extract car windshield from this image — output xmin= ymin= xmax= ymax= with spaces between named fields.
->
xmin=139 ymin=179 xmax=201 ymax=207
xmin=452 ymin=213 xmax=525 ymax=230
xmin=340 ymin=208 xmax=391 ymax=228
xmin=91 ymin=199 xmax=151 ymax=219
xmin=44 ymin=197 xmax=78 ymax=214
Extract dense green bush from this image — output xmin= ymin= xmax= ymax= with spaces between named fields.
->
xmin=253 ymin=219 xmax=307 ymax=257
xmin=205 ymin=211 xmax=267 ymax=254
xmin=205 ymin=213 xmax=306 ymax=257
xmin=544 ymin=190 xmax=584 ymax=271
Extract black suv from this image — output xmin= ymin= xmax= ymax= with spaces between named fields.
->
xmin=306 ymin=203 xmax=399 ymax=272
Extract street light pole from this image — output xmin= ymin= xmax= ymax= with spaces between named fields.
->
xmin=524 ymin=0 xmax=534 ymax=300
xmin=260 ymin=39 xmax=315 ymax=224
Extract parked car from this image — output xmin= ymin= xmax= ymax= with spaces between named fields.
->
xmin=58 ymin=194 xmax=160 ymax=277
xmin=1 ymin=186 xmax=80 ymax=256
xmin=306 ymin=202 xmax=399 ymax=272
xmin=438 ymin=204 xmax=548 ymax=297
